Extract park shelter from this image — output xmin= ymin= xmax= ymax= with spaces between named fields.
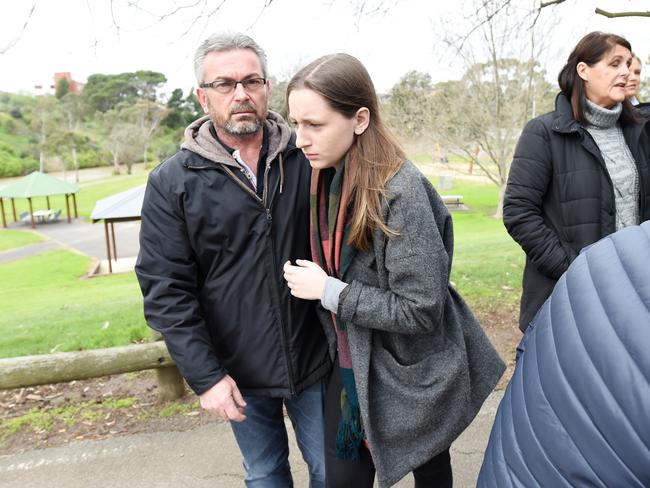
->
xmin=91 ymin=185 xmax=145 ymax=273
xmin=0 ymin=171 xmax=79 ymax=229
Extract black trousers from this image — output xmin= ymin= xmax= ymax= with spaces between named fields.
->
xmin=324 ymin=359 xmax=453 ymax=488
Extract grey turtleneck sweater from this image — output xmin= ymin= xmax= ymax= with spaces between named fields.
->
xmin=584 ymin=99 xmax=639 ymax=230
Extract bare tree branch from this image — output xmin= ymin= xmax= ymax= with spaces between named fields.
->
xmin=540 ymin=0 xmax=565 ymax=8
xmin=595 ymin=8 xmax=650 ymax=18
xmin=0 ymin=1 xmax=38 ymax=55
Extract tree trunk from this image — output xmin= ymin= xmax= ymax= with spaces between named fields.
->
xmin=39 ymin=150 xmax=45 ymax=173
xmin=113 ymin=151 xmax=120 ymax=175
xmin=72 ymin=145 xmax=79 ymax=183
xmin=143 ymin=144 xmax=148 ymax=170
xmin=494 ymin=182 xmax=506 ymax=219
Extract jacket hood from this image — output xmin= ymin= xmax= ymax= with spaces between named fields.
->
xmin=181 ymin=110 xmax=293 ymax=167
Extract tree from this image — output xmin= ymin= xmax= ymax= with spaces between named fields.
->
xmin=162 ymin=88 xmax=202 ymax=129
xmin=384 ymin=71 xmax=435 ymax=143
xmin=431 ymin=59 xmax=554 ymax=216
xmin=268 ymin=76 xmax=289 ymax=119
xmin=99 ymin=99 xmax=169 ymax=174
xmin=82 ymin=71 xmax=167 ymax=113
xmin=128 ymin=99 xmax=169 ymax=171
xmin=59 ymin=93 xmax=85 ymax=182
xmin=55 ymin=77 xmax=69 ymax=100
xmin=436 ymin=0 xmax=557 ymax=217
xmin=30 ymin=95 xmax=60 ymax=172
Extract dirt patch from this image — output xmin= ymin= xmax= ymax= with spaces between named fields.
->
xmin=0 ymin=308 xmax=521 ymax=456
xmin=474 ymin=303 xmax=522 ymax=390
xmin=0 ymin=371 xmax=217 ymax=456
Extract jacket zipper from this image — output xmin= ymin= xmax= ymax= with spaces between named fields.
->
xmin=261 ymin=158 xmax=296 ymax=396
xmin=193 ymin=159 xmax=297 ymax=395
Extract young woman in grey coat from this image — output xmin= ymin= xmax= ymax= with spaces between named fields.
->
xmin=283 ymin=53 xmax=505 ymax=488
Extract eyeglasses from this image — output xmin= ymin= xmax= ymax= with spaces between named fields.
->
xmin=199 ymin=77 xmax=267 ymax=94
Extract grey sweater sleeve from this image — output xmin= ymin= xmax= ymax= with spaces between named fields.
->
xmin=321 ymin=276 xmax=348 ymax=313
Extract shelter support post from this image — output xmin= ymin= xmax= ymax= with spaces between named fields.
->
xmin=0 ymin=198 xmax=5 ymax=228
xmin=110 ymin=222 xmax=117 ymax=261
xmin=104 ymin=220 xmax=113 ymax=273
xmin=72 ymin=193 xmax=78 ymax=218
xmin=11 ymin=199 xmax=17 ymax=222
xmin=46 ymin=196 xmax=51 ymax=210
xmin=27 ymin=198 xmax=35 ymax=229
xmin=65 ymin=194 xmax=71 ymax=223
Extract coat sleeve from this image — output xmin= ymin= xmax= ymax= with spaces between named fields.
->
xmin=337 ymin=174 xmax=450 ymax=335
xmin=503 ymin=118 xmax=574 ymax=279
xmin=135 ymin=168 xmax=226 ymax=395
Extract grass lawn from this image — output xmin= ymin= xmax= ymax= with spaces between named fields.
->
xmin=439 ymin=180 xmax=524 ymax=309
xmin=0 ymin=229 xmax=45 ymax=252
xmin=0 ymin=249 xmax=148 ymax=358
xmin=74 ymin=173 xmax=150 ymax=218
xmin=0 ymin=172 xmax=523 ymax=359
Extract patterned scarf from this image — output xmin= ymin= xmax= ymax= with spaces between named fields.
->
xmin=310 ymin=159 xmax=364 ymax=460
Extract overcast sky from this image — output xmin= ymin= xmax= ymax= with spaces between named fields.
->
xmin=1 ymin=0 xmax=648 ymax=97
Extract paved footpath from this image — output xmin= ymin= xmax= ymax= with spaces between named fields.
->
xmin=1 ymin=218 xmax=141 ymax=264
xmin=0 ymin=391 xmax=503 ymax=488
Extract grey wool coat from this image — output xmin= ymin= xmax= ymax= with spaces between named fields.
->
xmin=319 ymin=161 xmax=505 ymax=487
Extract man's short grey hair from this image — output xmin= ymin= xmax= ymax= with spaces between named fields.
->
xmin=194 ymin=32 xmax=268 ymax=84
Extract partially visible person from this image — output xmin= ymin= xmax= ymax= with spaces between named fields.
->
xmin=626 ymin=54 xmax=650 ymax=119
xmin=503 ymin=31 xmax=650 ymax=331
xmin=135 ymin=32 xmax=330 ymax=487
xmin=478 ymin=221 xmax=650 ymax=487
xmin=283 ymin=53 xmax=505 ymax=488
xmin=625 ymin=53 xmax=642 ymax=104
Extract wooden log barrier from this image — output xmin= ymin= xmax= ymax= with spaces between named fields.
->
xmin=0 ymin=341 xmax=185 ymax=400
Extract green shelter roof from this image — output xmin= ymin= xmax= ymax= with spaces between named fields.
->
xmin=0 ymin=171 xmax=79 ymax=198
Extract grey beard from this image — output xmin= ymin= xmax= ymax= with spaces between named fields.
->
xmin=223 ymin=118 xmax=262 ymax=135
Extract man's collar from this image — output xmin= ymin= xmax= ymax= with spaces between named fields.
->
xmin=209 ymin=124 xmax=267 ymax=155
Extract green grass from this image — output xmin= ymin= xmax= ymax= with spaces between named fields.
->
xmin=74 ymin=173 xmax=149 ymax=218
xmin=0 ymin=248 xmax=148 ymax=358
xmin=0 ymin=170 xmax=523 ymax=359
xmin=0 ymin=229 xmax=45 ymax=252
xmin=435 ymin=179 xmax=525 ymax=309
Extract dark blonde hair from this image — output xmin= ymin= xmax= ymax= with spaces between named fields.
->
xmin=558 ymin=31 xmax=638 ymax=125
xmin=287 ymin=53 xmax=405 ymax=251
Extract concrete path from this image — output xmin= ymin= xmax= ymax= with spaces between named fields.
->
xmin=0 ymin=391 xmax=503 ymax=488
xmin=1 ymin=218 xmax=141 ymax=265
xmin=0 ymin=240 xmax=61 ymax=264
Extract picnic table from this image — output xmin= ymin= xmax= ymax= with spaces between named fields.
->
xmin=32 ymin=209 xmax=53 ymax=222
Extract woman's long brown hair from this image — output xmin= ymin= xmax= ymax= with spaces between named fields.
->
xmin=287 ymin=53 xmax=406 ymax=251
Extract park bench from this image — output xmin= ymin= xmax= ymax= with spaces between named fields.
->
xmin=441 ymin=194 xmax=464 ymax=207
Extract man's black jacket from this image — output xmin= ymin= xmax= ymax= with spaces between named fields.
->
xmin=136 ymin=113 xmax=330 ymax=396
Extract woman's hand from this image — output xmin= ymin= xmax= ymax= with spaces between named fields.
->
xmin=283 ymin=259 xmax=328 ymax=300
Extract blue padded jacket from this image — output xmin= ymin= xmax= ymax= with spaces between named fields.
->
xmin=478 ymin=221 xmax=650 ymax=487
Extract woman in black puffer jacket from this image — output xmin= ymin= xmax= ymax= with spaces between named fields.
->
xmin=504 ymin=31 xmax=650 ymax=331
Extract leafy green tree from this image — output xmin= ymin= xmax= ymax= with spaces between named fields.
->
xmin=162 ymin=88 xmax=202 ymax=129
xmin=55 ymin=77 xmax=69 ymax=99
xmin=82 ymin=71 xmax=167 ymax=113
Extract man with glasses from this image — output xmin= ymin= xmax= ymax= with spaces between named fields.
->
xmin=136 ymin=33 xmax=329 ymax=487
